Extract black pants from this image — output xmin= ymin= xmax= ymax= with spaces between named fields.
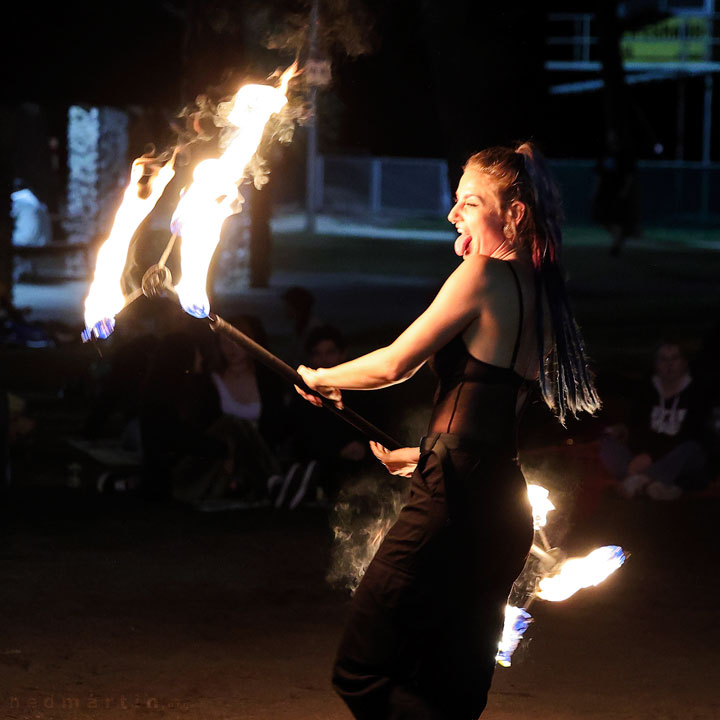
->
xmin=332 ymin=433 xmax=534 ymax=720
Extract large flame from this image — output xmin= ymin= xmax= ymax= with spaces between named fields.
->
xmin=173 ymin=63 xmax=296 ymax=318
xmin=526 ymin=484 xmax=555 ymax=530
xmin=83 ymin=159 xmax=175 ymax=338
xmin=496 ymin=605 xmax=533 ymax=668
xmin=536 ymin=545 xmax=626 ymax=602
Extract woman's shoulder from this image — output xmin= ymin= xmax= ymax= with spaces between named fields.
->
xmin=452 ymin=254 xmax=518 ymax=293
xmin=458 ymin=254 xmax=520 ymax=274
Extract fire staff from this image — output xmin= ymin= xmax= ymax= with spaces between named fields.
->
xmin=296 ymin=142 xmax=600 ymax=720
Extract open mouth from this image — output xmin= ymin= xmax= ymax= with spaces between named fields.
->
xmin=454 ymin=233 xmax=472 ymax=257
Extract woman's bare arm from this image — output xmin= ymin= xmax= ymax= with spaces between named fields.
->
xmin=301 ymin=255 xmax=492 ymax=392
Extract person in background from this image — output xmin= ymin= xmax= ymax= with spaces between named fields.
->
xmin=277 ymin=324 xmax=373 ymax=510
xmin=200 ymin=315 xmax=285 ymax=506
xmin=601 ymin=339 xmax=711 ymax=500
xmin=0 ymin=389 xmax=8 ymax=497
xmin=282 ymin=286 xmax=323 ymax=367
xmin=139 ymin=329 xmax=223 ymax=503
xmin=695 ymin=318 xmax=720 ymax=482
xmin=592 ymin=130 xmax=640 ymax=257
xmin=10 ymin=179 xmax=52 ymax=248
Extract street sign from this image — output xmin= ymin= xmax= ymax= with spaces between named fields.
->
xmin=306 ymin=59 xmax=332 ymax=87
xmin=622 ymin=16 xmax=711 ymax=63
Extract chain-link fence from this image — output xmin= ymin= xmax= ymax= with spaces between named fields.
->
xmin=551 ymin=159 xmax=720 ymax=226
xmin=314 ymin=154 xmax=720 ymax=227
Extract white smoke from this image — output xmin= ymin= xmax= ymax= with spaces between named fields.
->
xmin=327 ymin=474 xmax=409 ymax=593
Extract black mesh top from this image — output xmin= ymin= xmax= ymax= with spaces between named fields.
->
xmin=427 ymin=262 xmax=529 ymax=451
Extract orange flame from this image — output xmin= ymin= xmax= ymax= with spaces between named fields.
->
xmin=83 ymin=158 xmax=175 ymax=337
xmin=174 ymin=63 xmax=297 ymax=317
xmin=536 ymin=545 xmax=626 ymax=602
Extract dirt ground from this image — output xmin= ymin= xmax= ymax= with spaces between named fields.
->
xmin=1 ymin=475 xmax=718 ymax=720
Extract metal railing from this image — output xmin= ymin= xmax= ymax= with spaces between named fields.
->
xmin=316 ymin=155 xmax=452 ymax=218
xmin=546 ymin=9 xmax=720 ymax=70
xmin=313 ymin=154 xmax=720 ymax=226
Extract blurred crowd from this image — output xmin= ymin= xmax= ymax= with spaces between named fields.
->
xmin=1 ymin=282 xmax=719 ymax=510
xmin=1 ymin=286 xmax=382 ymax=512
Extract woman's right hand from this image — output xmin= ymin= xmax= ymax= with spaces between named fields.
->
xmin=369 ymin=442 xmax=420 ymax=478
xmin=295 ymin=365 xmax=343 ymax=409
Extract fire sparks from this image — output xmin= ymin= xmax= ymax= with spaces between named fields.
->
xmin=173 ymin=63 xmax=297 ymax=318
xmin=496 ymin=605 xmax=533 ymax=668
xmin=83 ymin=158 xmax=175 ymax=339
xmin=536 ymin=545 xmax=627 ymax=602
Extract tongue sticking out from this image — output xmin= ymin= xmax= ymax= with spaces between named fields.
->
xmin=454 ymin=234 xmax=472 ymax=257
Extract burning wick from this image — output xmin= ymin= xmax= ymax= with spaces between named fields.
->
xmin=536 ymin=545 xmax=627 ymax=602
xmin=495 ymin=484 xmax=628 ymax=667
xmin=83 ymin=158 xmax=175 ymax=340
xmin=496 ymin=606 xmax=533 ymax=668
xmin=82 ymin=63 xmax=297 ymax=336
xmin=172 ymin=63 xmax=297 ymax=319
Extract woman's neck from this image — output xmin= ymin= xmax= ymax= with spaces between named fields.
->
xmin=490 ymin=241 xmax=526 ymax=262
xmin=655 ymin=373 xmax=690 ymax=399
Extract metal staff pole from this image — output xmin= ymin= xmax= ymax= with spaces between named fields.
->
xmin=136 ymin=261 xmax=402 ymax=450
xmin=205 ymin=311 xmax=401 ymax=450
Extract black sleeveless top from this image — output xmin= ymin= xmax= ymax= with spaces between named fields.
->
xmin=427 ymin=262 xmax=529 ymax=452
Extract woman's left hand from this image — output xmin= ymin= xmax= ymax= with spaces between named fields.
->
xmin=296 ymin=365 xmax=343 ymax=409
xmin=369 ymin=442 xmax=420 ymax=477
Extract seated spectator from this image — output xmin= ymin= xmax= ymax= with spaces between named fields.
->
xmin=0 ymin=390 xmax=34 ymax=489
xmin=600 ymin=339 xmax=711 ymax=500
xmin=195 ymin=315 xmax=285 ymax=506
xmin=139 ymin=315 xmax=286 ymax=508
xmin=8 ymin=393 xmax=35 ymax=447
xmin=0 ymin=389 xmax=7 ymax=493
xmin=278 ymin=325 xmax=376 ymax=509
xmin=695 ymin=317 xmax=720 ymax=480
xmin=282 ymin=286 xmax=323 ymax=367
xmin=83 ymin=330 xmax=158 ymax=441
xmin=140 ymin=329 xmax=224 ymax=503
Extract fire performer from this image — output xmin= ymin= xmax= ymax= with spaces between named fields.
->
xmin=296 ymin=142 xmax=601 ymax=719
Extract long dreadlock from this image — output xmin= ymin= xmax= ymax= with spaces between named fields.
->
xmin=466 ymin=142 xmax=600 ymax=425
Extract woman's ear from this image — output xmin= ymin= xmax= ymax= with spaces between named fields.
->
xmin=508 ymin=200 xmax=525 ymax=226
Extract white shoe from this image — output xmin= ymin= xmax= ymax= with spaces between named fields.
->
xmin=289 ymin=460 xmax=317 ymax=510
xmin=267 ymin=474 xmax=283 ymax=505
xmin=646 ymin=481 xmax=682 ymax=501
xmin=275 ymin=463 xmax=300 ymax=508
xmin=619 ymin=474 xmax=650 ymax=498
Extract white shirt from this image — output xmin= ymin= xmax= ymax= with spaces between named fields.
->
xmin=211 ymin=373 xmax=261 ymax=423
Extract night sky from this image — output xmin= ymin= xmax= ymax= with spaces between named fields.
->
xmin=5 ymin=1 xmax=715 ymax=165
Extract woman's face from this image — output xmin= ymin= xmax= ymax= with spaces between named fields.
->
xmin=447 ymin=170 xmax=505 ymax=259
xmin=655 ymin=344 xmax=687 ymax=384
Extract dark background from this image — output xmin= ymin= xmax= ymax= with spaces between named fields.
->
xmin=1 ymin=5 xmax=719 ymax=719
xmin=4 ymin=1 xmax=716 ymax=162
